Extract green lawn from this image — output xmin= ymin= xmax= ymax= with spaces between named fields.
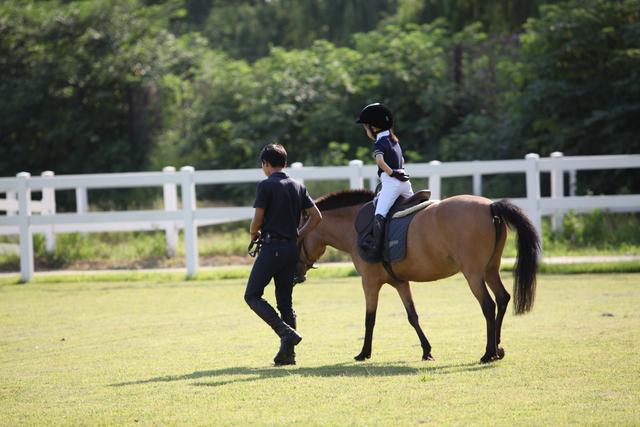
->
xmin=1 ymin=273 xmax=639 ymax=426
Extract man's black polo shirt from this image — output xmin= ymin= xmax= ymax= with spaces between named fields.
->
xmin=253 ymin=171 xmax=315 ymax=240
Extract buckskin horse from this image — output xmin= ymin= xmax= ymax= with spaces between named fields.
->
xmin=294 ymin=189 xmax=539 ymax=363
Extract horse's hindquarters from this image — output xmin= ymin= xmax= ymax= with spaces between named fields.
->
xmin=394 ymin=196 xmax=496 ymax=282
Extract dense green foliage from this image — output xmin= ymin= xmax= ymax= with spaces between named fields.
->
xmin=509 ymin=0 xmax=640 ymax=156
xmin=502 ymin=0 xmax=640 ymax=193
xmin=177 ymin=0 xmax=398 ymax=60
xmin=0 ymin=1 xmax=206 ymax=175
xmin=175 ymin=0 xmax=559 ymax=59
xmin=1 ymin=0 xmax=638 ymax=200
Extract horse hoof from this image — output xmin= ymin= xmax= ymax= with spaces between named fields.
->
xmin=422 ymin=354 xmax=435 ymax=361
xmin=354 ymin=353 xmax=371 ymax=361
xmin=497 ymin=347 xmax=505 ymax=359
xmin=480 ymin=354 xmax=498 ymax=364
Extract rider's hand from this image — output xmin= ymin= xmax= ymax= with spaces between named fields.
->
xmin=391 ymin=170 xmax=410 ymax=182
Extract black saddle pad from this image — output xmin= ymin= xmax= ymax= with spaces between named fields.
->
xmin=354 ymin=190 xmax=432 ymax=264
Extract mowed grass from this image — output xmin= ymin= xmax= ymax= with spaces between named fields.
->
xmin=1 ymin=274 xmax=639 ymax=426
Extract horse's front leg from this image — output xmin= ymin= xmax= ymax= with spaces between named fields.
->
xmin=354 ymin=279 xmax=382 ymax=361
xmin=394 ymin=281 xmax=434 ymax=361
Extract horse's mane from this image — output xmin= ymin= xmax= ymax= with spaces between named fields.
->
xmin=314 ymin=189 xmax=375 ymax=212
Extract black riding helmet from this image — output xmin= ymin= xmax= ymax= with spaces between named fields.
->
xmin=355 ymin=102 xmax=393 ymax=130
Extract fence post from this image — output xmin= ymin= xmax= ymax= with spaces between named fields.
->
xmin=524 ymin=153 xmax=542 ymax=244
xmin=290 ymin=162 xmax=304 ymax=185
xmin=428 ymin=160 xmax=442 ymax=200
xmin=348 ymin=159 xmax=364 ymax=189
xmin=180 ymin=166 xmax=198 ymax=277
xmin=569 ymin=170 xmax=577 ymax=196
xmin=75 ymin=186 xmax=88 ymax=236
xmin=6 ymin=190 xmax=17 ymax=216
xmin=17 ymin=172 xmax=34 ymax=283
xmin=41 ymin=171 xmax=56 ymax=252
xmin=472 ymin=161 xmax=482 ymax=196
xmin=76 ymin=187 xmax=88 ymax=213
xmin=550 ymin=152 xmax=564 ymax=232
xmin=162 ymin=166 xmax=178 ymax=257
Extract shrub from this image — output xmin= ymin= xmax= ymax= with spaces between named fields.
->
xmin=554 ymin=210 xmax=640 ymax=249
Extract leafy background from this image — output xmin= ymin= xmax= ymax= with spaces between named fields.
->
xmin=1 ymin=0 xmax=639 ymax=208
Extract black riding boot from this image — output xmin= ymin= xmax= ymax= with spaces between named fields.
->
xmin=274 ymin=312 xmax=298 ymax=366
xmin=370 ymin=214 xmax=386 ymax=258
xmin=245 ymin=297 xmax=302 ymax=365
xmin=269 ymin=315 xmax=301 ymax=366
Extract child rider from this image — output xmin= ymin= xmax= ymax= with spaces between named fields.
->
xmin=356 ymin=102 xmax=413 ymax=257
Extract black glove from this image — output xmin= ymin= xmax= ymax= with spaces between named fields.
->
xmin=391 ymin=170 xmax=410 ymax=182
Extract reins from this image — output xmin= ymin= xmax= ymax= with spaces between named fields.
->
xmin=298 ymin=236 xmax=317 ymax=270
xmin=298 ymin=211 xmax=317 ymax=271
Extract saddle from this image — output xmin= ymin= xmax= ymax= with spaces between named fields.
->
xmin=354 ymin=190 xmax=431 ymax=236
xmin=355 ymin=190 xmax=434 ymax=275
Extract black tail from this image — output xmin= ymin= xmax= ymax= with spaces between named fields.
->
xmin=490 ymin=200 xmax=540 ymax=314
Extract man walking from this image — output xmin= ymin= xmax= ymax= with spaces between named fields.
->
xmin=244 ymin=144 xmax=322 ymax=366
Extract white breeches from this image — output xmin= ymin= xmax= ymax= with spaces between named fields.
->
xmin=374 ymin=173 xmax=413 ymax=217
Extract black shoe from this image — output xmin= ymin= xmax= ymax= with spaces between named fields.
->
xmin=273 ymin=342 xmax=296 ymax=366
xmin=273 ymin=332 xmax=302 ymax=366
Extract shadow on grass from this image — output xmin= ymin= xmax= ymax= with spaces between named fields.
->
xmin=110 ymin=361 xmax=495 ymax=388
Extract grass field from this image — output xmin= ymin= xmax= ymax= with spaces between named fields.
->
xmin=1 ymin=273 xmax=639 ymax=426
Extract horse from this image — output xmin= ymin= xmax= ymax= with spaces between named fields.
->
xmin=295 ymin=189 xmax=540 ymax=363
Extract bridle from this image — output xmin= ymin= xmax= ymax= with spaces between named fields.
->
xmin=296 ymin=212 xmax=318 ymax=281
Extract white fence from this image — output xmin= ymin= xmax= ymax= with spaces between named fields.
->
xmin=1 ymin=153 xmax=639 ymax=282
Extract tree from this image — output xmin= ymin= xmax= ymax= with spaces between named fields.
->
xmin=391 ymin=0 xmax=562 ymax=34
xmin=0 ymin=0 xmax=203 ymax=178
xmin=497 ymin=0 xmax=640 ymax=193
xmin=510 ymin=0 xmax=640 ymax=154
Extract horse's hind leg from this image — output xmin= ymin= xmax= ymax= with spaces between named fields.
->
xmin=485 ymin=267 xmax=510 ymax=359
xmin=395 ymin=281 xmax=434 ymax=361
xmin=465 ymin=272 xmax=499 ymax=363
xmin=354 ymin=279 xmax=382 ymax=361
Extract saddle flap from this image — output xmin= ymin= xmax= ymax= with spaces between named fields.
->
xmin=354 ymin=201 xmax=375 ymax=234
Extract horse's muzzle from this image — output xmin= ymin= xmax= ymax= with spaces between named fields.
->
xmin=293 ymin=274 xmax=306 ymax=285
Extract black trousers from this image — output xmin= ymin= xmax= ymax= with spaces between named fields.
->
xmin=244 ymin=241 xmax=299 ymax=333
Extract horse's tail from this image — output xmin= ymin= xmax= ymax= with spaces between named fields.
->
xmin=490 ymin=200 xmax=540 ymax=314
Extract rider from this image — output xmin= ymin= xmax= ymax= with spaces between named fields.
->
xmin=244 ymin=144 xmax=322 ymax=366
xmin=356 ymin=102 xmax=413 ymax=257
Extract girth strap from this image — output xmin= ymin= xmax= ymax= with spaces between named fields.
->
xmin=382 ymin=259 xmax=403 ymax=283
